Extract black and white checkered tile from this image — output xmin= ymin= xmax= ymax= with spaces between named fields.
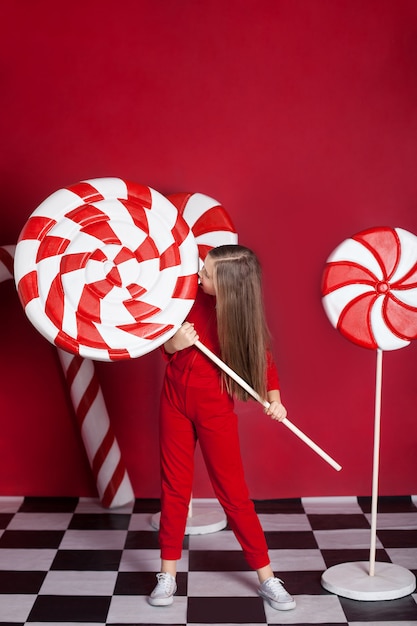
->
xmin=0 ymin=495 xmax=416 ymax=625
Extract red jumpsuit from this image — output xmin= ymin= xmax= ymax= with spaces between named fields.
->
xmin=158 ymin=287 xmax=280 ymax=570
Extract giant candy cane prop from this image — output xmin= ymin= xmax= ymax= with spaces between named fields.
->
xmin=57 ymin=349 xmax=134 ymax=508
xmin=0 ymin=244 xmax=134 ymax=508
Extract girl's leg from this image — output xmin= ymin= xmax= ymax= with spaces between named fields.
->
xmin=176 ymin=384 xmax=296 ymax=611
xmin=158 ymin=378 xmax=196 ymax=561
xmin=192 ymin=386 xmax=270 ymax=570
xmin=149 ymin=379 xmax=193 ymax=607
xmin=161 ymin=559 xmax=177 ymax=577
xmin=257 ymin=564 xmax=275 ymax=583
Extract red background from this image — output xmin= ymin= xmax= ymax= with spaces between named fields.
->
xmin=1 ymin=0 xmax=417 ymax=501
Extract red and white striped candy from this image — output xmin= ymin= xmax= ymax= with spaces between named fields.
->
xmin=14 ymin=178 xmax=199 ymax=361
xmin=0 ymin=244 xmax=134 ymax=508
xmin=57 ymin=349 xmax=134 ymax=508
xmin=167 ymin=192 xmax=238 ymax=265
xmin=322 ymin=226 xmax=417 ymax=350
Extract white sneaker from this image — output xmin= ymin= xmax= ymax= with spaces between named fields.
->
xmin=258 ymin=576 xmax=296 ymax=610
xmin=148 ymin=572 xmax=177 ymax=606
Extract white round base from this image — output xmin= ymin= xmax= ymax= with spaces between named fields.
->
xmin=151 ymin=506 xmax=227 ymax=535
xmin=321 ymin=561 xmax=416 ymax=601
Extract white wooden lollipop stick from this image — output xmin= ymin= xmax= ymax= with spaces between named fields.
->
xmin=369 ymin=348 xmax=383 ymax=576
xmin=195 ymin=340 xmax=342 ymax=472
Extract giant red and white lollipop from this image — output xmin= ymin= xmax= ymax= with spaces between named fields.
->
xmin=322 ymin=226 xmax=417 ymax=351
xmin=321 ymin=226 xmax=417 ymax=600
xmin=14 ymin=178 xmax=199 ymax=361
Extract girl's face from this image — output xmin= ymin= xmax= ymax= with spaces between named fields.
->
xmin=198 ymin=254 xmax=216 ymax=296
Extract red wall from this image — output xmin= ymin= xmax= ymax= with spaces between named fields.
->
xmin=1 ymin=0 xmax=417 ymax=501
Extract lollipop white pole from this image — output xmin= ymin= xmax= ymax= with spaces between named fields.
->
xmin=321 ymin=226 xmax=417 ymax=600
xmin=321 ymin=346 xmax=416 ymax=599
xmin=195 ymin=340 xmax=342 ymax=472
xmin=369 ymin=348 xmax=383 ymax=576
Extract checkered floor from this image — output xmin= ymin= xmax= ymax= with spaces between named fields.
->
xmin=0 ymin=495 xmax=416 ymax=625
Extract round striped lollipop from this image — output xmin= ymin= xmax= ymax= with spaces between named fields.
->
xmin=321 ymin=226 xmax=417 ymax=350
xmin=167 ymin=192 xmax=238 ymax=265
xmin=14 ymin=178 xmax=199 ymax=361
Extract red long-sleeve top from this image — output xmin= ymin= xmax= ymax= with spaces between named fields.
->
xmin=164 ymin=287 xmax=280 ymax=393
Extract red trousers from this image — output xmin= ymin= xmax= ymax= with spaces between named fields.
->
xmin=158 ymin=371 xmax=270 ymax=570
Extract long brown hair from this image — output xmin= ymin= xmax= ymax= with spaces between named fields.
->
xmin=208 ymin=245 xmax=271 ymax=401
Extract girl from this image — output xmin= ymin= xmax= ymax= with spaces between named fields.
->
xmin=148 ymin=245 xmax=296 ymax=611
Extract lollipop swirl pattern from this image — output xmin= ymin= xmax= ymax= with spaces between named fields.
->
xmin=322 ymin=226 xmax=417 ymax=350
xmin=14 ymin=178 xmax=199 ymax=361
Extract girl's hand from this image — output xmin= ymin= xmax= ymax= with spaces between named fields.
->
xmin=265 ymin=389 xmax=287 ymax=422
xmin=264 ymin=400 xmax=287 ymax=422
xmin=164 ymin=322 xmax=199 ymax=354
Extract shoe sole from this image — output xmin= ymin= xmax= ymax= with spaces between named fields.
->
xmin=148 ymin=596 xmax=174 ymax=606
xmin=258 ymin=592 xmax=296 ymax=611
